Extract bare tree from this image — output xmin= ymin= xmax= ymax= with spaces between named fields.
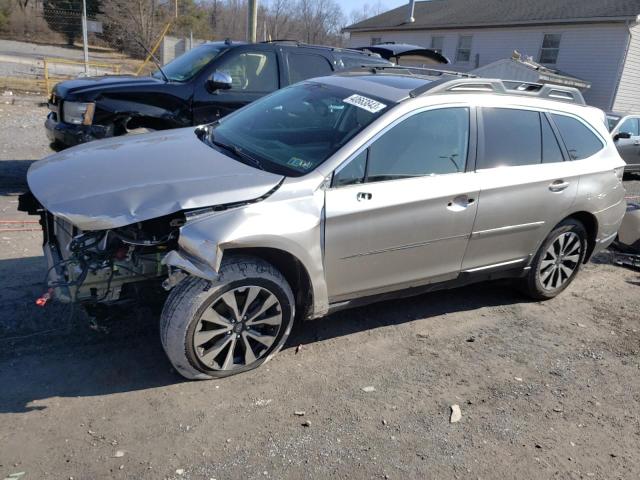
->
xmin=349 ymin=1 xmax=387 ymax=25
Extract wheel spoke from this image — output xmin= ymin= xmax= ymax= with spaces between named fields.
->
xmin=194 ymin=327 xmax=229 ymax=346
xmin=564 ymin=254 xmax=580 ymax=263
xmin=220 ymin=291 xmax=241 ymax=322
xmin=540 ymin=259 xmax=555 ymax=269
xmin=248 ymin=294 xmax=278 ymax=322
xmin=241 ymin=286 xmax=262 ymax=319
xmin=247 ymin=313 xmax=282 ymax=327
xmin=541 ymin=265 xmax=555 ymax=284
xmin=200 ymin=335 xmax=233 ymax=365
xmin=241 ymin=331 xmax=257 ymax=365
xmin=246 ymin=329 xmax=276 ymax=348
xmin=559 ymin=263 xmax=574 ymax=279
xmin=221 ymin=336 xmax=238 ymax=370
xmin=556 ymin=234 xmax=566 ymax=253
xmin=553 ymin=268 xmax=563 ymax=288
xmin=200 ymin=308 xmax=233 ymax=328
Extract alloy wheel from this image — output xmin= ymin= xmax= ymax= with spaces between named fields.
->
xmin=193 ymin=285 xmax=283 ymax=371
xmin=538 ymin=231 xmax=582 ymax=291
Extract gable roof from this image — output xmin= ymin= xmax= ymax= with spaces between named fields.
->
xmin=344 ymin=0 xmax=640 ymax=32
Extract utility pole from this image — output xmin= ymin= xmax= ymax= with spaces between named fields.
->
xmin=247 ymin=0 xmax=257 ymax=43
xmin=175 ymin=0 xmax=178 ymax=19
xmin=81 ymin=0 xmax=89 ymax=74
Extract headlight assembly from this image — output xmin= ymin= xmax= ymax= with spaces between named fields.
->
xmin=62 ymin=101 xmax=95 ymax=125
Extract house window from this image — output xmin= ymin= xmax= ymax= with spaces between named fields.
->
xmin=539 ymin=34 xmax=561 ymax=64
xmin=456 ymin=35 xmax=472 ymax=62
xmin=371 ymin=37 xmax=382 ymax=46
xmin=431 ymin=36 xmax=444 ymax=54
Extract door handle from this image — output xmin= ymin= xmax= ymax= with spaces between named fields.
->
xmin=447 ymin=195 xmax=474 ymax=212
xmin=356 ymin=192 xmax=372 ymax=201
xmin=549 ymin=180 xmax=570 ymax=192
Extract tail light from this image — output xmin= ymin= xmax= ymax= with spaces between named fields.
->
xmin=615 ymin=166 xmax=625 ymax=181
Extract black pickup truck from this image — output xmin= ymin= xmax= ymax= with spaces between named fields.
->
xmin=45 ymin=40 xmax=390 ymax=148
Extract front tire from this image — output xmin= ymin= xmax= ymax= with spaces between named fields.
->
xmin=160 ymin=256 xmax=295 ymax=380
xmin=521 ymin=219 xmax=587 ymax=300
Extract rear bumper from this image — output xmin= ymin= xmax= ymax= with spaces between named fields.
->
xmin=45 ymin=112 xmax=113 ymax=148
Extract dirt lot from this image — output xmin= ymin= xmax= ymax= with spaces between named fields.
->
xmin=1 ymin=101 xmax=639 ymax=480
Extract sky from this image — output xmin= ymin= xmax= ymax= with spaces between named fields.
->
xmin=339 ymin=0 xmax=409 ymax=19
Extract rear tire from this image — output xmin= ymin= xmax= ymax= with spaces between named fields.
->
xmin=160 ymin=256 xmax=295 ymax=380
xmin=521 ymin=219 xmax=587 ymax=300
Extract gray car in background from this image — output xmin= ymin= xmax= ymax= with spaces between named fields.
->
xmin=21 ymin=67 xmax=627 ymax=380
xmin=608 ymin=112 xmax=640 ymax=172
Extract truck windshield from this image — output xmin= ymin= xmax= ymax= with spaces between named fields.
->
xmin=200 ymin=82 xmax=391 ymax=176
xmin=153 ymin=46 xmax=220 ymax=82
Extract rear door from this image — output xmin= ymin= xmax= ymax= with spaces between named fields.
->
xmin=613 ymin=116 xmax=640 ymax=168
xmin=461 ymin=107 xmax=580 ymax=272
xmin=324 ymin=106 xmax=480 ymax=301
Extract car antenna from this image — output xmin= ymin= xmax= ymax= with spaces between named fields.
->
xmin=135 ymin=38 xmax=170 ymax=82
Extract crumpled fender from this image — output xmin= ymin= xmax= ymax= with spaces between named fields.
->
xmin=163 ymin=187 xmax=330 ymax=317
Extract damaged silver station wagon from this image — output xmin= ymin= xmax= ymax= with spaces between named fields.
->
xmin=21 ymin=66 xmax=627 ymax=379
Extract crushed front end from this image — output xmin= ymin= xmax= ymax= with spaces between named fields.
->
xmin=19 ymin=191 xmax=180 ymax=306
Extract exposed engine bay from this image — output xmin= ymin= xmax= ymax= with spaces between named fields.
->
xmin=19 ymin=191 xmax=184 ymax=305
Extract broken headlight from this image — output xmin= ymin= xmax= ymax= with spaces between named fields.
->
xmin=63 ymin=101 xmax=95 ymax=125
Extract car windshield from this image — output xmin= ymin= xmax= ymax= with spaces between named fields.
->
xmin=199 ymin=82 xmax=391 ymax=176
xmin=153 ymin=46 xmax=220 ymax=82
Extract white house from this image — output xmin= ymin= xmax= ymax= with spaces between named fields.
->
xmin=343 ymin=0 xmax=640 ymax=112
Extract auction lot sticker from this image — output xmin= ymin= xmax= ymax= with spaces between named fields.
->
xmin=343 ymin=94 xmax=387 ymax=113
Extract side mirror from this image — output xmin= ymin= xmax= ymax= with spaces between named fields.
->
xmin=614 ymin=131 xmax=632 ymax=141
xmin=206 ymin=71 xmax=232 ymax=93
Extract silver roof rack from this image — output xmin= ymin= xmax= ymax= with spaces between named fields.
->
xmin=349 ymin=64 xmax=476 ymax=79
xmin=418 ymin=78 xmax=586 ymax=105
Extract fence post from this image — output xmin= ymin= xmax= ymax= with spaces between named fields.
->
xmin=43 ymin=58 xmax=50 ymax=98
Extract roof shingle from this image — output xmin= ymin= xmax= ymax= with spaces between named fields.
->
xmin=344 ymin=0 xmax=640 ymax=31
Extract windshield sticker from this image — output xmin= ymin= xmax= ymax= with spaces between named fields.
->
xmin=343 ymin=94 xmax=387 ymax=113
xmin=287 ymin=157 xmax=313 ymax=170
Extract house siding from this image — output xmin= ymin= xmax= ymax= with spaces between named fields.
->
xmin=613 ymin=23 xmax=640 ymax=112
xmin=348 ymin=23 xmax=630 ymax=110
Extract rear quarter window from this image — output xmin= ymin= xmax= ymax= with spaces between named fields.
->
xmin=551 ymin=114 xmax=604 ymax=160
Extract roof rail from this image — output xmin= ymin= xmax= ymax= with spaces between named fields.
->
xmin=418 ymin=78 xmax=586 ymax=105
xmin=349 ymin=64 xmax=476 ymax=78
xmin=261 ymin=39 xmax=300 ymax=45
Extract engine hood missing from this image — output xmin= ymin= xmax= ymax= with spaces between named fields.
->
xmin=27 ymin=127 xmax=284 ymax=230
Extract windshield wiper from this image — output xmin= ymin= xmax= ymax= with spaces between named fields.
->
xmin=135 ymin=38 xmax=170 ymax=83
xmin=207 ymin=130 xmax=266 ymax=171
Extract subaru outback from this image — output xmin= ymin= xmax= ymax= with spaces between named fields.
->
xmin=21 ymin=67 xmax=627 ymax=380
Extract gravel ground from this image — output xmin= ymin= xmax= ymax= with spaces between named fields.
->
xmin=1 ymin=101 xmax=639 ymax=480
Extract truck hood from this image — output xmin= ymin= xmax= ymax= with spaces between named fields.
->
xmin=27 ymin=128 xmax=284 ymax=230
xmin=53 ymin=75 xmax=165 ymax=99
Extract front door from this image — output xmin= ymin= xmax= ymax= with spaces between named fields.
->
xmin=324 ymin=106 xmax=479 ymax=302
xmin=192 ymin=49 xmax=280 ymax=124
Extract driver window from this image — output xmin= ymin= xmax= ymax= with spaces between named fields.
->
xmin=618 ymin=117 xmax=639 ymax=136
xmin=366 ymin=108 xmax=469 ymax=183
xmin=217 ymin=51 xmax=278 ymax=92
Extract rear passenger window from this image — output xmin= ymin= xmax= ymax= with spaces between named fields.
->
xmin=366 ymin=107 xmax=469 ymax=182
xmin=542 ymin=114 xmax=565 ymax=163
xmin=551 ymin=114 xmax=604 ymax=160
xmin=288 ymin=53 xmax=333 ymax=83
xmin=480 ymin=108 xmax=541 ymax=168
